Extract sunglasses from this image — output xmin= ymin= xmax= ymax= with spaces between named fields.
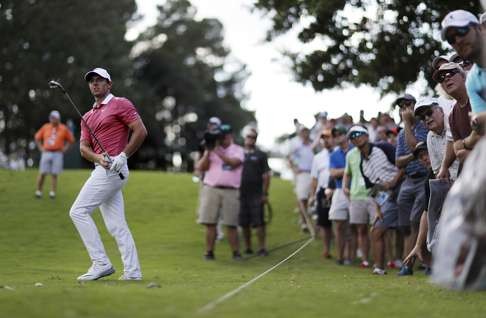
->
xmin=436 ymin=68 xmax=460 ymax=83
xmin=445 ymin=25 xmax=471 ymax=45
xmin=349 ymin=132 xmax=365 ymax=140
xmin=416 ymin=108 xmax=434 ymax=120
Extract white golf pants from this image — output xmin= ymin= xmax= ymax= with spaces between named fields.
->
xmin=69 ymin=165 xmax=141 ymax=277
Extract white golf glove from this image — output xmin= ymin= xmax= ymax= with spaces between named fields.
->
xmin=110 ymin=152 xmax=127 ymax=173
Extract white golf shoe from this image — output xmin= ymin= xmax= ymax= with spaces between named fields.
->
xmin=77 ymin=264 xmax=115 ymax=281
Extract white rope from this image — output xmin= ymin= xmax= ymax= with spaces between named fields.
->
xmin=197 ymin=237 xmax=314 ymax=314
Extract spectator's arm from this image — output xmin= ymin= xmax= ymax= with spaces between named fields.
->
xmin=217 ymin=154 xmax=242 ymax=168
xmin=463 ymin=130 xmax=481 ymax=150
xmin=342 ymin=171 xmax=351 ymax=197
xmin=35 ymin=140 xmax=44 ymax=152
xmin=453 ymin=140 xmax=470 ymax=162
xmin=436 ymin=141 xmax=456 ymax=180
xmin=402 ymin=109 xmax=418 ymax=149
xmin=195 ymin=150 xmax=211 ymax=172
xmin=395 ymin=153 xmax=414 ymax=168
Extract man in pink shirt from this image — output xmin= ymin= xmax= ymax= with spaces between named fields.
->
xmin=196 ymin=124 xmax=244 ymax=260
xmin=69 ymin=67 xmax=147 ymax=281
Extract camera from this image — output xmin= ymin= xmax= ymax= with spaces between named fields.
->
xmin=202 ymin=127 xmax=223 ymax=150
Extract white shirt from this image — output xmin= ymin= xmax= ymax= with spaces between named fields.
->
xmin=310 ymin=148 xmax=330 ymax=190
xmin=290 ymin=139 xmax=314 ymax=172
xmin=427 ymin=130 xmax=459 ymax=180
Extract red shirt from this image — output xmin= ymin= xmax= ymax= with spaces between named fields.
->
xmin=80 ymin=94 xmax=140 ymax=156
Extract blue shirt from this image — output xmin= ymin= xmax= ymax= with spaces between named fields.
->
xmin=396 ymin=121 xmax=428 ymax=176
xmin=466 ymin=64 xmax=486 ymax=114
xmin=330 ymin=145 xmax=352 ymax=188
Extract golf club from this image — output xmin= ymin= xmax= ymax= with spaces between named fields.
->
xmin=48 ymin=80 xmax=125 ymax=180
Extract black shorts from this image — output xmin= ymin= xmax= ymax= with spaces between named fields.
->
xmin=316 ymin=188 xmax=332 ymax=228
xmin=239 ymin=195 xmax=265 ymax=227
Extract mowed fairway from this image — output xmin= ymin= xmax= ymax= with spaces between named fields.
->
xmin=0 ymin=169 xmax=485 ymax=318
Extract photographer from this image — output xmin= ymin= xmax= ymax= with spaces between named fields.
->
xmin=195 ymin=124 xmax=244 ymax=260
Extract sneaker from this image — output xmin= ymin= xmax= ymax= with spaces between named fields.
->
xmin=244 ymin=248 xmax=254 ymax=255
xmin=49 ymin=191 xmax=56 ymax=199
xmin=398 ymin=265 xmax=414 ymax=276
xmin=35 ymin=190 xmax=42 ymax=198
xmin=424 ymin=267 xmax=432 ymax=276
xmin=372 ymin=267 xmax=387 ymax=275
xmin=77 ymin=264 xmax=115 ymax=281
xmin=360 ymin=260 xmax=370 ymax=268
xmin=204 ymin=251 xmax=215 ymax=260
xmin=119 ymin=274 xmax=142 ymax=281
xmin=257 ymin=248 xmax=269 ymax=257
xmin=232 ymin=251 xmax=242 ymax=260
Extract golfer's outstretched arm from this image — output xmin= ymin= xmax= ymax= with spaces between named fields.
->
xmin=124 ymin=118 xmax=148 ymax=157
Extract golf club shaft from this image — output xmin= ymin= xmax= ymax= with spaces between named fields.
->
xmin=52 ymin=81 xmax=124 ymax=179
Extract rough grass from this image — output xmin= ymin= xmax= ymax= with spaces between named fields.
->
xmin=0 ymin=169 xmax=484 ymax=318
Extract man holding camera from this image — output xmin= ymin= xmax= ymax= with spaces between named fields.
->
xmin=196 ymin=124 xmax=244 ymax=260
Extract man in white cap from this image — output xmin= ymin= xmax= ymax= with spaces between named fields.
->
xmin=34 ymin=110 xmax=75 ymax=198
xmin=441 ymin=10 xmax=486 ymax=114
xmin=69 ymin=67 xmax=148 ymax=281
xmin=433 ymin=62 xmax=479 ymax=163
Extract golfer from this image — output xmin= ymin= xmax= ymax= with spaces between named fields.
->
xmin=34 ymin=110 xmax=75 ymax=199
xmin=69 ymin=67 xmax=147 ymax=281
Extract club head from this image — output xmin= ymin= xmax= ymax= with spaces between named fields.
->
xmin=48 ymin=80 xmax=64 ymax=91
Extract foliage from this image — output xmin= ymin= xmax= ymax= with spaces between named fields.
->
xmin=253 ymin=0 xmax=481 ymax=94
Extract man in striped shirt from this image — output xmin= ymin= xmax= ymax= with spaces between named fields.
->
xmin=348 ymin=125 xmax=402 ymax=275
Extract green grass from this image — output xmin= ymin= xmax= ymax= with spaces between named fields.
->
xmin=0 ymin=169 xmax=484 ymax=318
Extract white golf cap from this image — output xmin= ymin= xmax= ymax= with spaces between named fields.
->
xmin=49 ymin=110 xmax=61 ymax=120
xmin=432 ymin=62 xmax=464 ymax=82
xmin=414 ymin=97 xmax=440 ymax=115
xmin=242 ymin=125 xmax=258 ymax=138
xmin=84 ymin=67 xmax=111 ymax=82
xmin=441 ymin=10 xmax=479 ymax=41
xmin=318 ymin=111 xmax=328 ymax=118
xmin=208 ymin=116 xmax=221 ymax=126
xmin=347 ymin=125 xmax=368 ymax=138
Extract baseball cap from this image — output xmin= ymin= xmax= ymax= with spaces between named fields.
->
xmin=393 ymin=94 xmax=416 ymax=108
xmin=84 ymin=67 xmax=111 ymax=82
xmin=332 ymin=125 xmax=347 ymax=137
xmin=432 ymin=62 xmax=464 ymax=82
xmin=208 ymin=117 xmax=221 ymax=126
xmin=441 ymin=10 xmax=479 ymax=41
xmin=219 ymin=124 xmax=232 ymax=135
xmin=448 ymin=52 xmax=462 ymax=63
xmin=318 ymin=111 xmax=328 ymax=119
xmin=347 ymin=125 xmax=368 ymax=139
xmin=49 ymin=110 xmax=61 ymax=120
xmin=413 ymin=141 xmax=428 ymax=158
xmin=431 ymin=55 xmax=449 ymax=70
xmin=414 ymin=97 xmax=440 ymax=116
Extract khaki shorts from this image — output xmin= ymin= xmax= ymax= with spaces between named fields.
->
xmin=349 ymin=198 xmax=375 ymax=225
xmin=329 ymin=189 xmax=349 ymax=221
xmin=197 ymin=185 xmax=240 ymax=226
xmin=39 ymin=151 xmax=63 ymax=175
xmin=295 ymin=172 xmax=311 ymax=200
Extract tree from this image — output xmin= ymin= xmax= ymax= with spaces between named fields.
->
xmin=132 ymin=0 xmax=254 ymax=170
xmin=0 ymin=0 xmax=136 ymax=157
xmin=253 ymin=0 xmax=480 ymax=94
